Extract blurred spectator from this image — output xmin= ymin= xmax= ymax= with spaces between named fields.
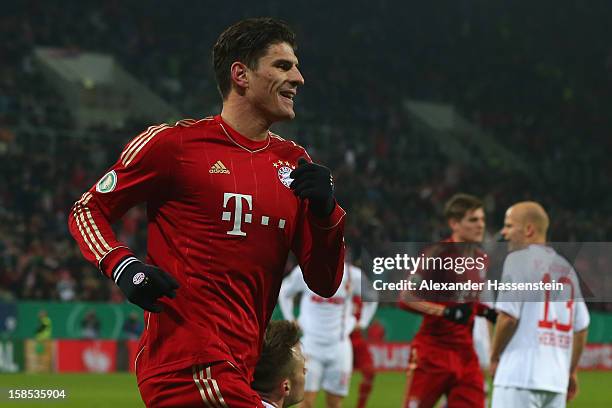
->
xmin=81 ymin=310 xmax=101 ymax=339
xmin=34 ymin=309 xmax=52 ymax=341
xmin=122 ymin=312 xmax=142 ymax=340
xmin=56 ymin=269 xmax=76 ymax=301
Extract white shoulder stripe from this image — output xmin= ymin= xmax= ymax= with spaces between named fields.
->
xmin=175 ymin=119 xmax=197 ymax=127
xmin=122 ymin=124 xmax=170 ymax=167
xmin=121 ymin=117 xmax=214 ymax=167
xmin=120 ymin=124 xmax=166 ymax=163
xmin=270 ymin=133 xmax=285 ymax=141
xmin=175 ymin=117 xmax=215 ymax=127
xmin=270 ymin=133 xmax=303 ymax=150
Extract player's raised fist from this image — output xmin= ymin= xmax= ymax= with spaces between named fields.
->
xmin=113 ymin=256 xmax=179 ymax=313
xmin=290 ymin=157 xmax=336 ymax=217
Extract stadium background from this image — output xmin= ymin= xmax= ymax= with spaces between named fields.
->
xmin=1 ymin=0 xmax=611 ymax=406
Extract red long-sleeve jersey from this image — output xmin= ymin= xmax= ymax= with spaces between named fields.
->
xmin=68 ymin=115 xmax=345 ymax=385
xmin=398 ymin=238 xmax=487 ymax=349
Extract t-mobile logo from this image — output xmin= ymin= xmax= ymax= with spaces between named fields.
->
xmin=221 ymin=192 xmax=286 ymax=236
xmin=222 ymin=193 xmax=252 ymax=236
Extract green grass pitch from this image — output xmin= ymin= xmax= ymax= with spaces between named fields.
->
xmin=1 ymin=371 xmax=611 ymax=407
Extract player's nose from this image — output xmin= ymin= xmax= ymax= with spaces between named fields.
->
xmin=289 ymin=66 xmax=304 ymax=86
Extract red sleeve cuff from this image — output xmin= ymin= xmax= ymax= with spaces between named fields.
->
xmin=98 ymin=247 xmax=136 ymax=278
xmin=307 ymin=201 xmax=346 ymax=230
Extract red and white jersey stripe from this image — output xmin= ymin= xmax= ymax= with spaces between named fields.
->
xmin=192 ymin=364 xmax=229 ymax=408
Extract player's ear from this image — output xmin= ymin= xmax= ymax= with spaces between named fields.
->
xmin=281 ymin=379 xmax=290 ymax=396
xmin=230 ymin=62 xmax=249 ymax=91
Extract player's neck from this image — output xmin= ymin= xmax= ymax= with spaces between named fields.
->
xmin=450 ymin=233 xmax=467 ymax=243
xmin=450 ymin=233 xmax=479 ymax=244
xmin=526 ymin=236 xmax=547 ymax=246
xmin=221 ymin=98 xmax=270 ymax=141
xmin=449 ymin=234 xmax=461 ymax=243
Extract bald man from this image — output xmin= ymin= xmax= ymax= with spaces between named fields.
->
xmin=490 ymin=202 xmax=590 ymax=408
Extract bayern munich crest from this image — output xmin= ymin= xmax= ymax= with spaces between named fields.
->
xmin=132 ymin=272 xmax=146 ymax=285
xmin=273 ymin=160 xmax=296 ymax=188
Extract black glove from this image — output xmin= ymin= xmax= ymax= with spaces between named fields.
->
xmin=113 ymin=256 xmax=179 ymax=313
xmin=289 ymin=157 xmax=335 ymax=217
xmin=476 ymin=304 xmax=498 ymax=323
xmin=443 ymin=303 xmax=472 ymax=324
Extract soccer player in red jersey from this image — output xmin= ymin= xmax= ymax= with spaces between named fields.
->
xmin=68 ymin=18 xmax=345 ymax=408
xmin=350 ymin=295 xmax=378 ymax=408
xmin=398 ymin=194 xmax=496 ymax=408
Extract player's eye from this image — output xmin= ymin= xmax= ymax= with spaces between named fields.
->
xmin=276 ymin=61 xmax=292 ymax=71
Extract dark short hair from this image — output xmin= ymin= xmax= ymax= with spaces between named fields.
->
xmin=252 ymin=320 xmax=301 ymax=393
xmin=444 ymin=193 xmax=483 ymax=221
xmin=212 ymin=17 xmax=297 ymax=99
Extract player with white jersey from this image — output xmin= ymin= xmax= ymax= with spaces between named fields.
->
xmin=278 ymin=261 xmax=377 ymax=408
xmin=491 ymin=202 xmax=589 ymax=408
xmin=473 ymin=302 xmax=493 ymax=371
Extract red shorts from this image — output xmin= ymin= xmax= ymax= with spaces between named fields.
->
xmin=139 ymin=361 xmax=264 ymax=408
xmin=404 ymin=343 xmax=484 ymax=408
xmin=350 ymin=331 xmax=374 ymax=372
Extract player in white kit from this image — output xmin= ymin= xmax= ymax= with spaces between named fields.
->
xmin=473 ymin=304 xmax=493 ymax=371
xmin=491 ymin=202 xmax=589 ymax=408
xmin=278 ymin=261 xmax=378 ymax=408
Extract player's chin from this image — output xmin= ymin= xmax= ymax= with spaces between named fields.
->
xmin=275 ymin=106 xmax=296 ymax=121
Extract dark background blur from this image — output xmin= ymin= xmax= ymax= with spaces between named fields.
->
xmin=1 ymin=0 xmax=610 ymax=308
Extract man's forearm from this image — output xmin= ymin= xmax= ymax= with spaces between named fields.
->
xmin=490 ymin=311 xmax=518 ymax=361
xmin=297 ymin=205 xmax=346 ymax=298
xmin=398 ymin=299 xmax=444 ymax=316
xmin=570 ymin=329 xmax=588 ymax=374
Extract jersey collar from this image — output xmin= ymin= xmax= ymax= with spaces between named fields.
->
xmin=214 ymin=115 xmax=270 ymax=152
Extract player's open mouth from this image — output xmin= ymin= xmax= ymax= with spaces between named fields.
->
xmin=279 ymin=90 xmax=295 ymax=103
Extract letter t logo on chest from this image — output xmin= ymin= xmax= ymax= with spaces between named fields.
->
xmin=222 ymin=193 xmax=253 ymax=236
xmin=221 ymin=192 xmax=287 ymax=236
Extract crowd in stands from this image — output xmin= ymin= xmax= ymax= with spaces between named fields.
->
xmin=1 ymin=1 xmax=610 ymax=309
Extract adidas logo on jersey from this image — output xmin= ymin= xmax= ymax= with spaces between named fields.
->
xmin=209 ymin=161 xmax=230 ymax=174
